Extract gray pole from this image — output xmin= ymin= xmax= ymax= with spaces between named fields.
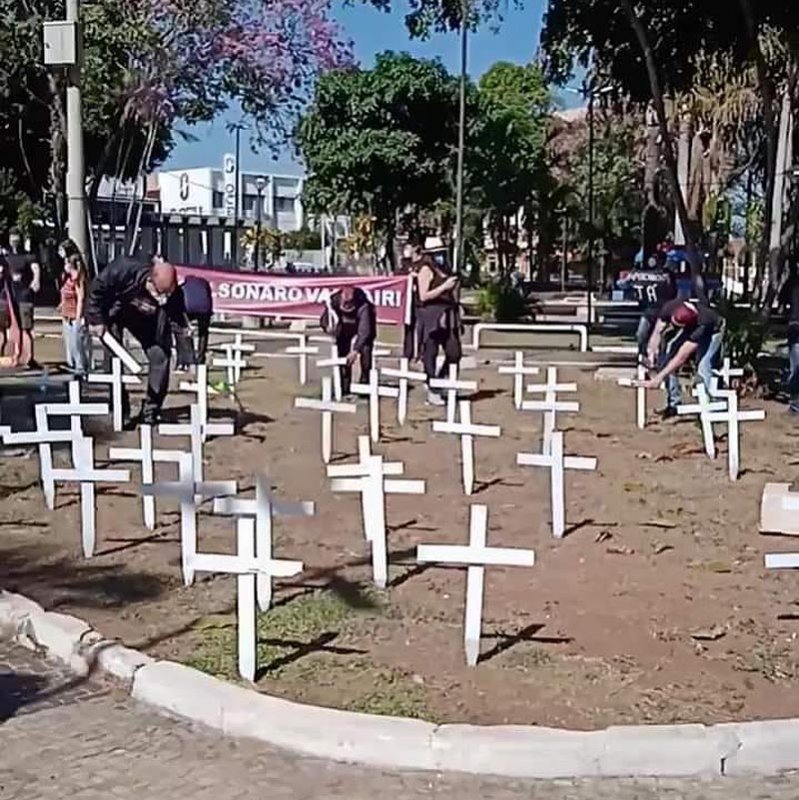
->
xmin=453 ymin=4 xmax=468 ymax=274
xmin=65 ymin=0 xmax=87 ymax=258
xmin=233 ymin=125 xmax=242 ymax=266
xmin=587 ymin=88 xmax=595 ymax=345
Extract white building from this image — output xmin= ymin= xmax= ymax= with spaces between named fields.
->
xmin=156 ymin=167 xmax=305 ymax=232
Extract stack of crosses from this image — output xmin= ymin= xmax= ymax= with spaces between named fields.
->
xmin=417 ymin=504 xmax=535 ymax=666
xmin=522 ymin=366 xmax=579 ymax=455
xmin=432 ymin=399 xmax=501 ymax=495
xmin=328 ymin=436 xmax=425 ymax=588
xmin=498 ymin=351 xmax=540 ymax=411
xmin=294 ymin=376 xmax=357 ymax=463
xmin=212 ymin=333 xmax=255 ymax=391
xmin=178 ymin=364 xmax=218 ymax=436
xmin=316 ymin=344 xmax=347 ymax=401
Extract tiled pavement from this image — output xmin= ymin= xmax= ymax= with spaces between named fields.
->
xmin=1 ymin=640 xmax=798 ymax=800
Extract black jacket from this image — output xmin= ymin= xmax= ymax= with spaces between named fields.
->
xmin=86 ymin=256 xmax=189 ymax=336
xmin=322 ymin=288 xmax=376 ymax=353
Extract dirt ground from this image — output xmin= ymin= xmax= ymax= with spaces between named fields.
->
xmin=3 ymin=328 xmax=799 ymax=730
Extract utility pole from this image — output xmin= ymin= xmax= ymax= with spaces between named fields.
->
xmin=587 ymin=87 xmax=595 ymax=343
xmin=453 ymin=1 xmax=468 ymax=275
xmin=65 ymin=0 xmax=87 ymax=258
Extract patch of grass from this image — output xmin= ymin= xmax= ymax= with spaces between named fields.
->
xmin=345 ymin=665 xmax=433 ymax=721
xmin=183 ymin=587 xmax=382 ymax=681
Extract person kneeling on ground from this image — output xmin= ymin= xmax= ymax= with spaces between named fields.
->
xmin=636 ymin=299 xmax=725 ymax=418
xmin=86 ymin=254 xmax=192 ymax=427
xmin=322 ymin=286 xmax=376 ymax=396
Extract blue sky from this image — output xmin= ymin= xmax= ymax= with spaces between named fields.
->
xmin=163 ymin=0 xmax=548 ymax=174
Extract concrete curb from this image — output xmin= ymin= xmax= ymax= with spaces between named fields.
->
xmin=2 ymin=589 xmax=797 ymax=778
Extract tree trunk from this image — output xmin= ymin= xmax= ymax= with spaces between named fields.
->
xmin=621 ymin=0 xmax=703 ymax=294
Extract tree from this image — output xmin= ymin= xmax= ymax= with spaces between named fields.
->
xmin=0 ymin=0 xmax=350 ymax=239
xmin=298 ymin=52 xmax=460 ymax=270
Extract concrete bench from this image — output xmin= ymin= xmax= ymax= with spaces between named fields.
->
xmin=468 ymin=322 xmax=588 ymax=353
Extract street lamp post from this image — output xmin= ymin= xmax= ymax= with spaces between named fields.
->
xmin=254 ymin=176 xmax=266 ymax=271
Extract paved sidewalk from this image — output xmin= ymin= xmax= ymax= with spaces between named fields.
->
xmin=1 ymin=641 xmax=798 ymax=800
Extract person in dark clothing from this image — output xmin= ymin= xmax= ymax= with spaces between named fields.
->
xmin=322 ymin=286 xmax=376 ymax=396
xmin=779 ymin=266 xmax=799 ymax=414
xmin=86 ymin=254 xmax=190 ymax=426
xmin=413 ymin=243 xmax=460 ymax=406
xmin=625 ymin=257 xmax=678 ymax=357
xmin=5 ymin=228 xmax=41 ymax=368
xmin=176 ymin=275 xmax=213 ymax=366
xmin=398 ymin=245 xmax=420 ymax=361
xmin=638 ymin=298 xmax=725 ymax=415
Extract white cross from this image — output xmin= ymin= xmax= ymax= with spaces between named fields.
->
xmin=159 ymin=404 xmax=234 ymax=484
xmin=351 ymin=368 xmax=400 ymax=444
xmin=705 ymin=388 xmax=765 ymax=481
xmin=195 ymin=516 xmax=303 ymax=681
xmin=284 ymin=334 xmax=319 ymax=385
xmin=141 ymin=453 xmax=237 ymax=585
xmin=371 ymin=346 xmax=392 ymax=370
xmin=618 ymin=364 xmax=647 ymax=429
xmin=51 ymin=436 xmax=130 ymax=558
xmin=712 ymin=357 xmax=744 ymax=392
xmin=498 ymin=351 xmax=540 ymax=410
xmin=417 ymin=504 xmax=535 ymax=666
xmin=433 ymin=400 xmax=501 ymax=495
xmin=101 ymin=330 xmax=143 ymax=375
xmin=178 ymin=364 xmax=218 ymax=437
xmin=676 ymin=384 xmax=727 ymax=459
xmin=87 ymin=357 xmax=141 ymax=432
xmin=430 ymin=364 xmax=478 ymax=424
xmin=213 ymin=474 xmax=313 ymax=611
xmin=381 ymin=358 xmax=427 ymax=425
xmin=294 ymin=376 xmax=357 ymax=463
xmin=37 ymin=387 xmax=110 ymax=509
xmin=522 ymin=367 xmax=579 ymax=456
xmin=316 ymin=344 xmax=347 ymax=401
xmin=107 ymin=425 xmax=185 ymax=530
xmin=517 ymin=430 xmax=597 ymax=539
xmin=765 ymin=494 xmax=799 ymax=569
xmin=212 ymin=334 xmax=254 ymax=388
xmin=329 ymin=452 xmax=425 ymax=589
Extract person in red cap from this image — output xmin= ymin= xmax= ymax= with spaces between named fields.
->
xmin=322 ymin=285 xmax=376 ymax=396
xmin=637 ymin=298 xmax=725 ymax=417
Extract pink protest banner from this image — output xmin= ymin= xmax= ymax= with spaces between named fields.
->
xmin=176 ymin=266 xmax=412 ymax=326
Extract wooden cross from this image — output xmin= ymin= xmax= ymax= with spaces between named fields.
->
xmin=141 ymin=453 xmax=237 ymax=585
xmin=416 ymin=504 xmax=535 ymax=666
xmin=178 ymin=364 xmax=218 ymax=437
xmin=316 ymin=344 xmax=347 ymax=401
xmin=705 ymin=388 xmax=765 ymax=481
xmin=101 ymin=330 xmax=143 ymax=375
xmin=159 ymin=404 xmax=234 ymax=484
xmin=432 ymin=400 xmax=502 ymax=495
xmin=498 ymin=351 xmax=540 ymax=410
xmin=212 ymin=333 xmax=255 ymax=388
xmin=351 ymin=368 xmax=400 ymax=443
xmin=51 ymin=436 xmax=130 ymax=558
xmin=108 ymin=425 xmax=185 ymax=530
xmin=329 ymin=452 xmax=425 ymax=589
xmin=284 ymin=334 xmax=319 ymax=385
xmin=522 ymin=367 xmax=578 ymax=454
xmin=192 ymin=516 xmax=303 ymax=681
xmin=765 ymin=494 xmax=799 ymax=569
xmin=429 ymin=364 xmax=478 ymax=424
xmin=87 ymin=357 xmax=141 ymax=432
xmin=294 ymin=376 xmax=357 ymax=463
xmin=676 ymin=384 xmax=726 ymax=459
xmin=381 ymin=358 xmax=427 ymax=425
xmin=618 ymin=364 xmax=647 ymax=429
xmin=712 ymin=357 xmax=744 ymax=392
xmin=213 ymin=474 xmax=313 ymax=611
xmin=517 ymin=430 xmax=597 ymax=539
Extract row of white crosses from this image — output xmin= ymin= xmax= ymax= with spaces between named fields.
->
xmin=212 ymin=334 xmax=254 ymax=391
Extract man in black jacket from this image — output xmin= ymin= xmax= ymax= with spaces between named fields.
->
xmin=176 ymin=275 xmax=213 ymax=366
xmin=322 ymin=286 xmax=376 ymax=396
xmin=86 ymin=254 xmax=191 ymax=425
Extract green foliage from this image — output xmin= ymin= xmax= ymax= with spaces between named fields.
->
xmin=283 ymin=227 xmax=322 ymax=252
xmin=716 ymin=297 xmax=767 ymax=375
xmin=476 ymin=280 xmax=527 ymax=322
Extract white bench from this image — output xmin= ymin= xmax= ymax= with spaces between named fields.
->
xmin=469 ymin=322 xmax=588 ymax=353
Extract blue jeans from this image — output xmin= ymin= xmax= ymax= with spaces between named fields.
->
xmin=789 ymin=330 xmax=799 ymax=412
xmin=62 ymin=319 xmax=89 ymax=376
xmin=662 ymin=329 xmax=724 ymax=407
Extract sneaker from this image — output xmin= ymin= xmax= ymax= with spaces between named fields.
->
xmin=426 ymin=390 xmax=446 ymax=407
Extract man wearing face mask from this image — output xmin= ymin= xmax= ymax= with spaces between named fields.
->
xmin=86 ymin=254 xmax=191 ymax=426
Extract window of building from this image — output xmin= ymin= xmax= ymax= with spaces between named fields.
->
xmin=242 ymin=194 xmax=256 ymax=212
xmin=212 ymin=191 xmax=224 ymax=209
xmin=275 ymin=196 xmax=295 ymax=213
